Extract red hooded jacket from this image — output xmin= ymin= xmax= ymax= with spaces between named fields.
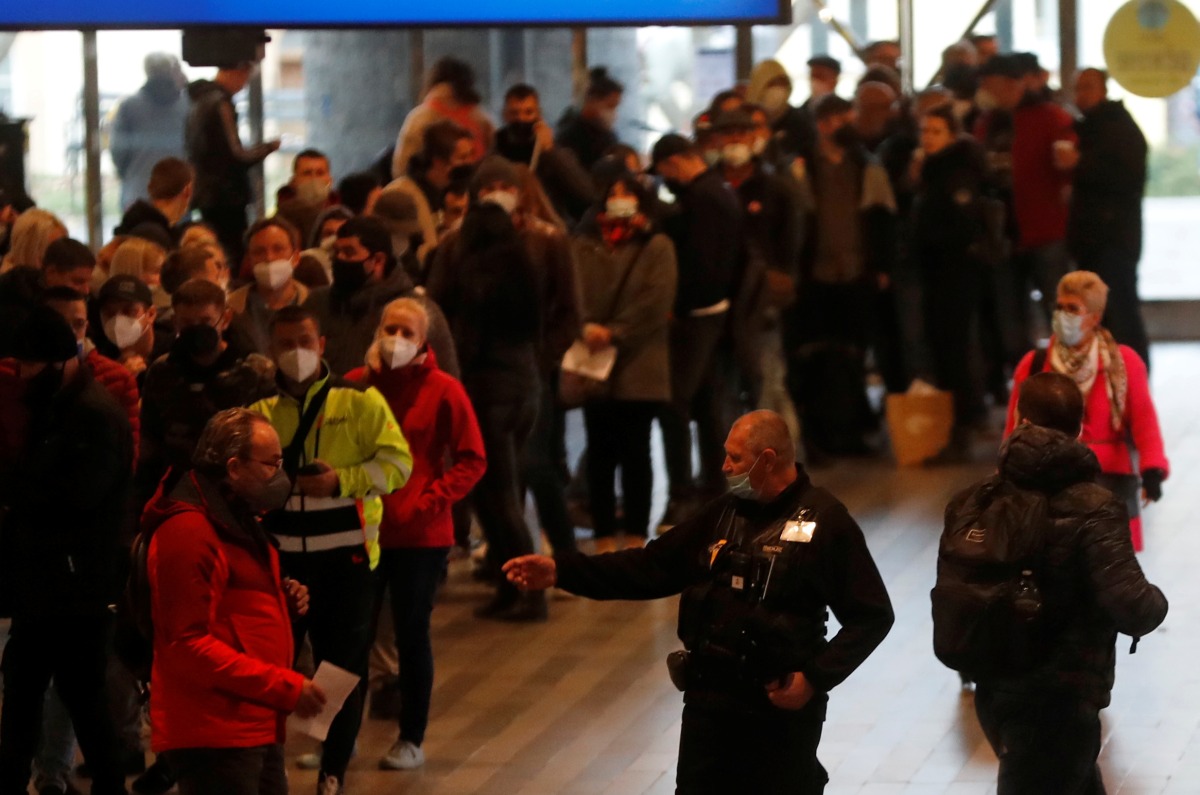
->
xmin=346 ymin=350 xmax=486 ymax=548
xmin=0 ymin=348 xmax=140 ymax=460
xmin=144 ymin=470 xmax=304 ymax=751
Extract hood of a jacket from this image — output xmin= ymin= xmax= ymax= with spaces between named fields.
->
xmin=187 ymin=78 xmax=225 ymax=102
xmin=113 ymin=200 xmax=170 ymax=237
xmin=1000 ymin=424 xmax=1101 ymax=494
xmin=142 ymin=75 xmax=183 ymax=106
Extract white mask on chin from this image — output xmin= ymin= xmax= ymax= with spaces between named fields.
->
xmin=277 ymin=348 xmax=320 ymax=383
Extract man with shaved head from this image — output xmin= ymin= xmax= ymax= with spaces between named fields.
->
xmin=505 ymin=410 xmax=894 ymax=793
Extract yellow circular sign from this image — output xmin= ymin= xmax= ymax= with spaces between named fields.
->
xmin=1104 ymin=0 xmax=1200 ymax=98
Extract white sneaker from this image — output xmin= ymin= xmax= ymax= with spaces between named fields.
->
xmin=380 ymin=739 xmax=425 ymax=770
xmin=297 ymin=752 xmax=321 ymax=770
xmin=317 ymin=773 xmax=344 ymax=795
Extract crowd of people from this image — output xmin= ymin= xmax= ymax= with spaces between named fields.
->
xmin=0 ymin=32 xmax=1172 ymax=795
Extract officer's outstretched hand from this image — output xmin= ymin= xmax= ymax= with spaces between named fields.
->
xmin=504 ymin=555 xmax=557 ymax=591
xmin=766 ymin=672 xmax=815 ymax=711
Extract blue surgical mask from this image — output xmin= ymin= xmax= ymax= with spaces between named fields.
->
xmin=1052 ymin=310 xmax=1088 ymax=347
xmin=726 ymin=454 xmax=763 ymax=501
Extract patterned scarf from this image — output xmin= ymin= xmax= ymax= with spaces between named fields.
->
xmin=1050 ymin=327 xmax=1127 ymax=431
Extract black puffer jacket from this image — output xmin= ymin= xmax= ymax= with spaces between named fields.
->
xmin=964 ymin=424 xmax=1167 ymax=705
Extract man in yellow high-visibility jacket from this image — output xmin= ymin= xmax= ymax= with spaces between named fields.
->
xmin=251 ymin=304 xmax=411 ymax=795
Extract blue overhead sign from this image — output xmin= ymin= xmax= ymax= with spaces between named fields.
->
xmin=2 ymin=0 xmax=789 ymax=28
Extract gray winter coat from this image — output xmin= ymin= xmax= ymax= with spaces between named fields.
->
xmin=571 ymin=230 xmax=676 ymax=403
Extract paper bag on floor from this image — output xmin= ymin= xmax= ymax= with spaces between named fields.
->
xmin=886 ymin=388 xmax=954 ymax=467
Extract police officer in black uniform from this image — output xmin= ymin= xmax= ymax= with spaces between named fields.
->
xmin=505 ymin=410 xmax=894 ymax=794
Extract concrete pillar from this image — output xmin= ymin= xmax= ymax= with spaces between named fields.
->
xmin=300 ymin=30 xmax=415 ymax=177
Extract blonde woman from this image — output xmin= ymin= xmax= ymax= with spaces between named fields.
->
xmin=1 ymin=208 xmax=67 ymax=272
xmin=109 ymin=237 xmax=170 ymax=313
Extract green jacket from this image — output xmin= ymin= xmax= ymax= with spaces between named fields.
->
xmin=250 ymin=367 xmax=412 ymax=566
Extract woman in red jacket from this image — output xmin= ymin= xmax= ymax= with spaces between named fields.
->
xmin=346 ymin=297 xmax=486 ymax=771
xmin=144 ymin=409 xmax=326 ymax=794
xmin=1005 ymin=271 xmax=1168 ymax=550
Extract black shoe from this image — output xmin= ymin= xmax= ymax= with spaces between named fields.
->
xmin=473 ymin=589 xmax=520 ymax=619
xmin=77 ymin=750 xmax=146 ymax=778
xmin=131 ymin=758 xmax=177 ymax=795
xmin=483 ymin=591 xmax=548 ymax=623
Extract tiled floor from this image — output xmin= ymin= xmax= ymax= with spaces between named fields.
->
xmin=24 ymin=345 xmax=1200 ymax=794
xmin=291 ymin=344 xmax=1198 ymax=795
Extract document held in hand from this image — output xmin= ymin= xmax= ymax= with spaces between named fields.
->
xmin=287 ymin=662 xmax=361 ymax=741
xmin=561 ymin=340 xmax=617 ymax=381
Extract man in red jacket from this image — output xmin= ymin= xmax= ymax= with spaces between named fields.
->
xmin=144 ymin=408 xmax=327 ymax=794
xmin=347 ymin=297 xmax=486 ymax=771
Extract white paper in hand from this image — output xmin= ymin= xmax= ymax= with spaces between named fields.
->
xmin=287 ymin=662 xmax=361 ymax=742
xmin=561 ymin=340 xmax=617 ymax=381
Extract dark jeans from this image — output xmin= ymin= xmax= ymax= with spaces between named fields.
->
xmin=1084 ymin=246 xmax=1151 ymax=369
xmin=0 ymin=614 xmax=126 ymax=795
xmin=473 ymin=396 xmax=539 ymax=598
xmin=281 ymin=546 xmax=374 ymax=780
xmin=975 ymin=685 xmax=1105 ymax=795
xmin=164 ymin=744 xmax=286 ymax=795
xmin=199 ymin=204 xmax=249 ymax=266
xmin=375 ymin=547 xmax=449 ymax=747
xmin=925 ymin=259 xmax=985 ymax=427
xmin=583 ymin=400 xmax=659 ymax=538
xmin=660 ymin=313 xmax=728 ymax=500
xmin=676 ymin=694 xmax=829 ymax=795
xmin=522 ymin=372 xmax=577 ymax=553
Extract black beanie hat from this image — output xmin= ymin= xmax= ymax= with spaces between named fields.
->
xmin=13 ymin=306 xmax=79 ymax=364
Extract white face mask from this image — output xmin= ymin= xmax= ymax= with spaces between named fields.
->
xmin=762 ymin=86 xmax=790 ymax=114
xmin=722 ymin=143 xmax=753 ymax=168
xmin=605 ymin=196 xmax=639 ymax=218
xmin=253 ymin=258 xmax=293 ymax=291
xmin=379 ymin=335 xmax=420 ymax=370
xmin=975 ymin=88 xmax=999 ymax=112
xmin=1052 ymin=311 xmax=1088 ymax=347
xmin=702 ymin=149 xmax=722 ymax=168
xmin=480 ymin=190 xmax=519 ymax=215
xmin=320 ymin=235 xmax=337 ymax=250
xmin=751 ymin=137 xmax=768 ymax=156
xmin=103 ymin=315 xmax=147 ymax=350
xmin=296 ymin=179 xmax=331 ymax=204
xmin=277 ymin=347 xmax=321 ymax=384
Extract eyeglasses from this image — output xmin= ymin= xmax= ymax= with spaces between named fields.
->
xmin=246 ymin=457 xmax=284 ymax=474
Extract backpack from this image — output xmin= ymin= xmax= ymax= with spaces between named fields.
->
xmin=113 ymin=528 xmax=156 ymax=685
xmin=930 ymin=477 xmax=1053 ymax=678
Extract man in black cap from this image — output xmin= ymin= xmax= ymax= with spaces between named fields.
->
xmin=0 ymin=307 xmax=133 ymax=795
xmin=90 ymin=273 xmax=169 ymax=382
xmin=650 ymin=133 xmax=743 ymax=529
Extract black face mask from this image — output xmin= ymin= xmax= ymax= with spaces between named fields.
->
xmin=175 ymin=323 xmax=221 ymax=359
xmin=506 ymin=121 xmax=536 ymax=142
xmin=832 ymin=125 xmax=861 ymax=149
xmin=332 ymin=258 xmax=370 ymax=294
xmin=23 ymin=363 xmax=65 ymax=407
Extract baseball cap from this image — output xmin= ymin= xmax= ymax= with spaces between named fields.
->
xmin=98 ymin=274 xmax=153 ymax=308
